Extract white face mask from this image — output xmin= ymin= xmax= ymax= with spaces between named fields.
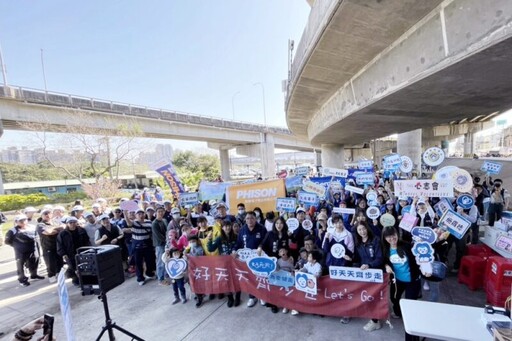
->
xmin=189 ymin=242 xmax=197 ymax=248
xmin=255 ymin=211 xmax=260 ymax=218
xmin=238 ymin=209 xmax=245 ymax=215
xmin=172 ymin=214 xmax=180 ymax=220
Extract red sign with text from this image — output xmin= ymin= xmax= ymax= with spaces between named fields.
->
xmin=187 ymin=256 xmax=389 ymax=319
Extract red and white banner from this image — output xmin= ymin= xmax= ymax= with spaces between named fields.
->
xmin=187 ymin=256 xmax=390 ymax=319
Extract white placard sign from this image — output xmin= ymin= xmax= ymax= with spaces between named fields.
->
xmin=276 ymin=197 xmax=296 ymax=213
xmin=358 ymin=160 xmax=373 ymax=170
xmin=333 ymin=207 xmax=356 ymax=215
xmin=481 ymin=161 xmax=503 ymax=175
xmin=423 ymin=147 xmax=445 ymax=167
xmin=295 ymin=272 xmax=317 ymax=295
xmin=322 ymin=167 xmax=348 ymax=178
xmin=302 ymin=180 xmax=326 ymax=198
xmin=179 ymin=192 xmax=199 ymax=206
xmin=302 ymin=219 xmax=313 ymax=231
xmin=287 ymin=218 xmax=300 ymax=233
xmin=438 ymin=209 xmax=472 ymax=240
xmin=384 ymin=153 xmax=402 ymax=166
xmin=58 ymin=269 xmax=76 ymax=341
xmin=330 ymin=181 xmax=343 ymax=191
xmin=295 ymin=166 xmax=310 ymax=176
xmin=366 ymin=206 xmax=381 ymax=220
xmin=345 ymin=185 xmax=364 ymax=195
xmin=394 ymin=180 xmax=453 ymax=198
xmin=329 ymin=266 xmax=384 ymax=283
xmin=400 ymin=155 xmax=413 ymax=173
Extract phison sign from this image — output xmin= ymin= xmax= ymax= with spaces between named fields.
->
xmin=227 ymin=179 xmax=286 ymax=213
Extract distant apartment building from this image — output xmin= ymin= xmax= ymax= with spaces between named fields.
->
xmin=137 ymin=144 xmax=174 ymax=165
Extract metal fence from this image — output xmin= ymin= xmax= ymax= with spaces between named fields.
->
xmin=0 ymin=85 xmax=292 ymax=136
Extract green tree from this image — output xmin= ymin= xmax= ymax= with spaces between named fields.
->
xmin=172 ymin=151 xmax=220 ymax=189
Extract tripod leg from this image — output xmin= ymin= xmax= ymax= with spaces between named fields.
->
xmin=110 ymin=323 xmax=145 ymax=341
xmin=95 ymin=326 xmax=109 ymax=341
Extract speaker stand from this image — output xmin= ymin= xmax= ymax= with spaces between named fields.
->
xmin=95 ymin=291 xmax=144 ymax=341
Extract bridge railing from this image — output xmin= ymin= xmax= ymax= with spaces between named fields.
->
xmin=0 ymin=85 xmax=292 ymax=136
xmin=286 ymin=0 xmax=340 ymax=105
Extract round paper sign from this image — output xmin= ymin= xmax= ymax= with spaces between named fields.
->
xmin=330 ymin=243 xmax=346 ymax=259
xmin=423 ymin=147 xmax=445 ymax=167
xmin=456 ymin=194 xmax=475 ymax=209
xmin=400 ymin=155 xmax=413 ymax=173
xmin=432 ymin=166 xmax=457 ymax=181
xmin=302 ymin=219 xmax=313 ymax=231
xmin=287 ymin=218 xmax=299 ymax=233
xmin=366 ymin=190 xmax=377 ymax=202
xmin=380 ymin=213 xmax=396 ymax=227
xmin=451 ymin=168 xmax=472 ymax=193
xmin=366 ymin=206 xmax=381 ymax=220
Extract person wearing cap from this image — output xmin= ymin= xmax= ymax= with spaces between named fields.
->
xmin=289 ymin=207 xmax=311 ymax=261
xmin=488 ymin=178 xmax=510 ymax=227
xmin=57 ymin=217 xmax=90 ymax=286
xmin=152 ymin=207 xmax=169 ymax=286
xmin=167 ymin=207 xmax=183 ymax=234
xmin=91 ymin=203 xmax=102 ymax=218
xmin=70 ymin=205 xmax=85 ymax=225
xmin=52 ymin=206 xmax=66 ymax=227
xmin=124 ymin=208 xmax=156 ymax=286
xmin=145 ymin=206 xmax=156 ymax=222
xmin=95 ymin=214 xmax=124 ymax=246
xmin=5 ymin=214 xmax=45 ymax=286
xmin=113 ymin=209 xmax=134 ymax=274
xmin=216 ymin=202 xmax=236 ymax=224
xmin=233 ymin=211 xmax=267 ymax=308
xmin=36 ymin=209 xmax=63 ymax=283
xmin=83 ymin=212 xmax=99 ymax=246
xmin=163 ymin=200 xmax=173 ymax=221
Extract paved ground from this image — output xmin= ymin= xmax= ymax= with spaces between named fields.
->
xmin=0 ymin=237 xmax=489 ymax=341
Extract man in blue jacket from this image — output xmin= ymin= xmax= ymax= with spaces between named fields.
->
xmin=233 ymin=211 xmax=267 ymax=308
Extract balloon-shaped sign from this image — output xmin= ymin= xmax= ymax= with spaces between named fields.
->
xmin=380 ymin=213 xmax=396 ymax=227
xmin=287 ymin=218 xmax=299 ymax=233
xmin=423 ymin=147 xmax=445 ymax=167
xmin=400 ymin=155 xmax=413 ymax=173
xmin=366 ymin=206 xmax=381 ymax=220
xmin=457 ymin=194 xmax=475 ymax=209
xmin=452 ymin=168 xmax=473 ymax=193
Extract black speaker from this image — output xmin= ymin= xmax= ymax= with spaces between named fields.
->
xmin=75 ymin=245 xmax=125 ymax=295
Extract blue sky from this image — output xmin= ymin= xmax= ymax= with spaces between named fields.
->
xmin=0 ymin=1 xmax=310 ymax=150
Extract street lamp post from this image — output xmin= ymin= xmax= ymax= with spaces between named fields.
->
xmin=40 ymin=49 xmax=48 ymax=100
xmin=231 ymin=91 xmax=240 ymax=120
xmin=0 ymin=42 xmax=8 ymax=86
xmin=253 ymin=82 xmax=267 ymax=126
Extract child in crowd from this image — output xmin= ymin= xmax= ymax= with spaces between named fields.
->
xmin=290 ymin=250 xmax=323 ymax=316
xmin=184 ymin=235 xmax=205 ymax=307
xmin=295 ymin=247 xmax=308 ymax=270
xmin=164 ymin=248 xmax=187 ymax=305
xmin=277 ymin=247 xmax=294 ymax=273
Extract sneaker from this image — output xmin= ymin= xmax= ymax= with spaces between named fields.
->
xmin=234 ymin=295 xmax=241 ymax=307
xmin=271 ymin=306 xmax=279 ymax=313
xmin=363 ymin=320 xmax=382 ymax=332
xmin=423 ymin=282 xmax=430 ymax=291
xmin=391 ymin=312 xmax=401 ymax=319
xmin=144 ymin=275 xmax=156 ymax=281
xmin=291 ymin=310 xmax=299 ymax=316
xmin=172 ymin=297 xmax=180 ymax=305
xmin=128 ymin=266 xmax=136 ymax=274
xmin=196 ymin=296 xmax=203 ymax=308
xmin=138 ymin=280 xmax=145 ymax=286
xmin=260 ymin=299 xmax=266 ymax=306
xmin=218 ymin=293 xmax=225 ymax=299
xmin=48 ymin=276 xmax=57 ymax=284
xmin=30 ymin=275 xmax=45 ymax=280
xmin=181 ymin=298 xmax=188 ymax=304
xmin=282 ymin=308 xmax=288 ymax=314
xmin=247 ymin=298 xmax=257 ymax=308
xmin=158 ymin=280 xmax=170 ymax=286
xmin=340 ymin=317 xmax=351 ymax=324
xmin=20 ymin=281 xmax=30 ymax=287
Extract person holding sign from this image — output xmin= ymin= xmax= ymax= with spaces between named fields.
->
xmin=488 ymin=178 xmax=510 ymax=227
xmin=353 ymin=222 xmax=384 ymax=332
xmin=259 ymin=217 xmax=289 ymax=258
xmin=322 ymin=214 xmax=355 ymax=268
xmin=233 ymin=211 xmax=267 ymax=308
xmin=288 ymin=208 xmax=311 ymax=261
xmin=207 ymin=220 xmax=239 ymax=308
xmin=382 ymin=226 xmax=421 ymax=341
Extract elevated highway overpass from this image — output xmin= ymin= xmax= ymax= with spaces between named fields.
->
xmin=287 ymin=0 xmax=512 ymax=170
xmin=0 ymin=85 xmax=315 ymax=179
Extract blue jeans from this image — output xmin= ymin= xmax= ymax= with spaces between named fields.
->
xmin=155 ymin=245 xmax=166 ymax=281
xmin=173 ymin=278 xmax=186 ymax=298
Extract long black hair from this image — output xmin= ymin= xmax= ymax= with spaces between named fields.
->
xmin=381 ymin=226 xmax=406 ymax=258
xmin=354 ymin=221 xmax=375 ymax=247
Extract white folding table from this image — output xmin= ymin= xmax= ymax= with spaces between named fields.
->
xmin=400 ymin=299 xmax=493 ymax=341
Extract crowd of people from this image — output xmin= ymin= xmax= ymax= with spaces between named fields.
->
xmin=2 ymin=173 xmax=508 ymax=341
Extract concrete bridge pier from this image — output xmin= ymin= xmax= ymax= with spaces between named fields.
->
xmin=259 ymin=133 xmax=275 ymax=179
xmin=397 ymin=129 xmax=422 ymax=173
xmin=320 ymin=143 xmax=345 ymax=169
xmin=219 ymin=148 xmax=231 ymax=181
xmin=464 ymin=132 xmax=475 ymax=158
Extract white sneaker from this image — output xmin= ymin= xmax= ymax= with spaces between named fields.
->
xmin=363 ymin=320 xmax=382 ymax=332
xmin=138 ymin=280 xmax=145 ymax=286
xmin=391 ymin=312 xmax=401 ymax=319
xmin=423 ymin=281 xmax=430 ymax=291
xmin=340 ymin=317 xmax=351 ymax=324
xmin=282 ymin=308 xmax=288 ymax=314
xmin=260 ymin=299 xmax=266 ymax=306
xmin=48 ymin=276 xmax=57 ymax=284
xmin=247 ymin=298 xmax=257 ymax=307
xmin=291 ymin=310 xmax=299 ymax=316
